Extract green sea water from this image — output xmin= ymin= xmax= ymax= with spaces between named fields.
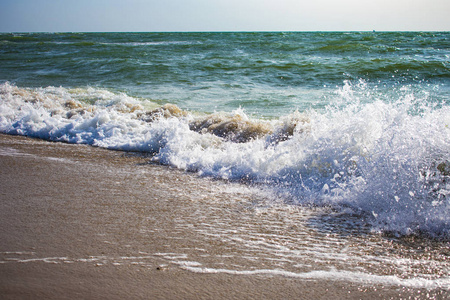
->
xmin=1 ymin=31 xmax=450 ymax=239
xmin=1 ymin=32 xmax=450 ymax=290
xmin=1 ymin=32 xmax=449 ymax=117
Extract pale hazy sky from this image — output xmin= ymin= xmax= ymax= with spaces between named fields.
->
xmin=1 ymin=0 xmax=449 ymax=32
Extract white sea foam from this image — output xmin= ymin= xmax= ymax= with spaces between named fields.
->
xmin=2 ymin=251 xmax=447 ymax=289
xmin=181 ymin=266 xmax=450 ymax=290
xmin=1 ymin=82 xmax=449 ymax=238
xmin=104 ymin=41 xmax=198 ymax=46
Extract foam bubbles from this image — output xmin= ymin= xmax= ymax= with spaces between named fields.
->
xmin=1 ymin=82 xmax=449 ymax=238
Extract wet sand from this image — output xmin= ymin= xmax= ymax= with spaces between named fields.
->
xmin=0 ymin=134 xmax=446 ymax=299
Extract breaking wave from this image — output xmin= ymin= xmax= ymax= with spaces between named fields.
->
xmin=1 ymin=82 xmax=449 ymax=239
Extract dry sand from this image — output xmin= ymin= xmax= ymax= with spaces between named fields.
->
xmin=0 ymin=134 xmax=445 ymax=299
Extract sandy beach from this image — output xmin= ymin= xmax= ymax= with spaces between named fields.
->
xmin=0 ymin=134 xmax=447 ymax=299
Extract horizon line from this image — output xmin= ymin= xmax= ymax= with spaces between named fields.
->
xmin=1 ymin=29 xmax=449 ymax=34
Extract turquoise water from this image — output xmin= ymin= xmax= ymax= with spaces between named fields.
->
xmin=1 ymin=32 xmax=449 ymax=116
xmin=1 ymin=32 xmax=450 ymax=239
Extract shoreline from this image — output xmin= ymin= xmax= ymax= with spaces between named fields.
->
xmin=0 ymin=134 xmax=447 ymax=299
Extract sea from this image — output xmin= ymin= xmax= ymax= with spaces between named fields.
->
xmin=1 ymin=32 xmax=449 ymax=293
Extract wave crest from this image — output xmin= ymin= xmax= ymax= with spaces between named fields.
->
xmin=1 ymin=82 xmax=449 ymax=239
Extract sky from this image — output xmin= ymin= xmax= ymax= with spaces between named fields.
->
xmin=0 ymin=0 xmax=449 ymax=32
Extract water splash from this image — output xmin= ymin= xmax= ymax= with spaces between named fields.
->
xmin=1 ymin=82 xmax=449 ymax=238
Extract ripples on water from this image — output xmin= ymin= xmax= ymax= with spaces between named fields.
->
xmin=0 ymin=32 xmax=449 ymax=291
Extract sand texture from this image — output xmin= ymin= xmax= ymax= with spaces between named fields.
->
xmin=0 ymin=134 xmax=447 ymax=299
